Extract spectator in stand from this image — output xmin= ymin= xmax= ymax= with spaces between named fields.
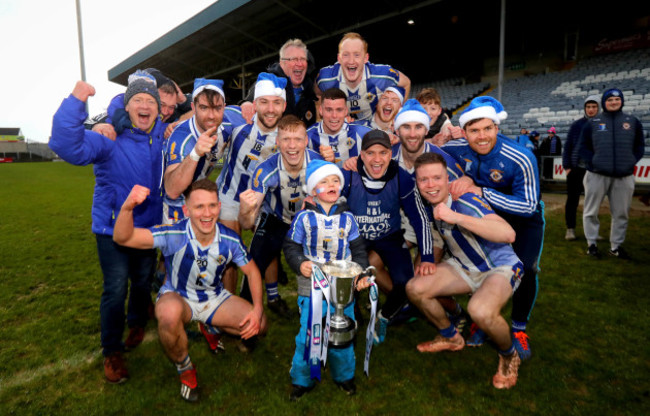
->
xmin=578 ymin=88 xmax=644 ymax=259
xmin=515 ymin=128 xmax=536 ymax=154
xmin=539 ymin=127 xmax=562 ymax=179
xmin=562 ymin=95 xmax=599 ymax=241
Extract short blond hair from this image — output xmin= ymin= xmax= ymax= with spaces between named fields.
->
xmin=338 ymin=32 xmax=368 ymax=54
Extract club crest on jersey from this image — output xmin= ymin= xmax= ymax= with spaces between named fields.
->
xmin=598 ymin=124 xmax=607 ymax=131
xmin=305 ymin=110 xmax=313 ymax=121
xmin=622 ymin=122 xmax=631 ymax=130
xmin=338 ymin=228 xmax=347 ymax=239
xmin=347 ymin=137 xmax=356 ymax=149
xmin=489 ymin=169 xmax=504 ymax=183
xmin=216 ymin=254 xmax=226 ymax=266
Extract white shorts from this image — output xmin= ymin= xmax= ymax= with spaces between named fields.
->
xmin=158 ymin=287 xmax=233 ymax=325
xmin=446 ymin=257 xmax=521 ymax=294
xmin=218 ymin=196 xmax=241 ymax=222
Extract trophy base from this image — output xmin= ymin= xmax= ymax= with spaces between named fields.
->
xmin=329 ymin=319 xmax=357 ymax=347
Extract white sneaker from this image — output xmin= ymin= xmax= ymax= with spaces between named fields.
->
xmin=565 ymin=229 xmax=576 ymax=240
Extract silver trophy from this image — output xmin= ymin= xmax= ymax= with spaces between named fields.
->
xmin=321 ymin=260 xmax=373 ymax=347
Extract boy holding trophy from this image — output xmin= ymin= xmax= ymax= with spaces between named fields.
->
xmin=283 ymin=160 xmax=374 ymax=401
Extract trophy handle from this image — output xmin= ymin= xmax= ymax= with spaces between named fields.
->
xmin=355 ymin=266 xmax=376 ymax=290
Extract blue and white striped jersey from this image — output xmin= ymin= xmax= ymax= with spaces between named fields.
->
xmin=151 ymin=219 xmax=251 ymax=302
xmin=392 ymin=141 xmax=464 ymax=181
xmin=250 ymin=150 xmax=323 ymax=224
xmin=316 ymin=62 xmax=400 ymax=121
xmin=353 ymin=117 xmax=392 ymax=136
xmin=443 ymin=135 xmax=540 ymax=217
xmin=306 ymin=122 xmax=370 ymax=165
xmin=216 ymin=120 xmax=279 ymax=204
xmin=165 ymin=115 xmax=236 ymax=211
xmin=287 ymin=203 xmax=361 ymax=264
xmin=432 ymin=193 xmax=522 ymax=273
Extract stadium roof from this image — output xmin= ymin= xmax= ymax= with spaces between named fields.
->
xmin=108 ymin=0 xmax=650 ymax=100
xmin=108 ymin=0 xmax=450 ymax=94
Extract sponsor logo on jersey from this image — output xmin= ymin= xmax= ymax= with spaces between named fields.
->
xmin=598 ymin=123 xmax=607 ymax=131
xmin=170 ymin=142 xmax=177 ymax=160
xmin=472 ymin=196 xmax=492 ymax=211
xmin=253 ymin=168 xmax=263 ymax=188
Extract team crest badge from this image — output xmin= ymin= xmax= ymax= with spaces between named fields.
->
xmin=366 ymin=92 xmax=376 ymax=102
xmin=305 ymin=110 xmax=313 ymax=121
xmin=338 ymin=228 xmax=347 ymax=239
xmin=346 ymin=137 xmax=356 ymax=149
xmin=216 ymin=254 xmax=226 ymax=266
xmin=489 ymin=169 xmax=504 ymax=183
xmin=622 ymin=122 xmax=631 ymax=130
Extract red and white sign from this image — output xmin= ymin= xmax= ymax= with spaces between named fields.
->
xmin=552 ymin=157 xmax=650 ymax=184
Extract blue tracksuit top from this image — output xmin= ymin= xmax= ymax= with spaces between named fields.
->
xmin=443 ymin=134 xmax=540 ymax=218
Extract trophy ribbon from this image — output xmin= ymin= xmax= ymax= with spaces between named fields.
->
xmin=364 ymin=276 xmax=378 ymax=377
xmin=308 ymin=264 xmax=331 ymax=381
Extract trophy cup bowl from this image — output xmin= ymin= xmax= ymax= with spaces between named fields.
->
xmin=321 ymin=260 xmax=365 ymax=347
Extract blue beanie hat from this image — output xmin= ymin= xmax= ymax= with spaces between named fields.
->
xmin=306 ymin=159 xmax=344 ymax=195
xmin=394 ymin=99 xmax=430 ymax=130
xmin=601 ymin=88 xmax=624 ymax=110
xmin=459 ymin=96 xmax=507 ymax=128
xmin=124 ymin=70 xmax=161 ymax=111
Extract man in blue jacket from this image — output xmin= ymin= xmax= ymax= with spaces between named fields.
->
xmin=563 ymin=95 xmax=599 ymax=241
xmin=578 ymin=88 xmax=645 ymax=259
xmin=49 ymin=71 xmax=166 ymax=384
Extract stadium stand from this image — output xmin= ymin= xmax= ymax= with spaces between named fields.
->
xmin=438 ymin=48 xmax=650 ymax=142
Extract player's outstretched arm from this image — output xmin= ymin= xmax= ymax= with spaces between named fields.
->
xmin=164 ymin=125 xmax=218 ymax=199
xmin=113 ymin=185 xmax=155 ymax=249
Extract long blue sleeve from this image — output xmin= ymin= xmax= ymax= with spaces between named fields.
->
xmin=49 ymin=94 xmax=113 ymax=166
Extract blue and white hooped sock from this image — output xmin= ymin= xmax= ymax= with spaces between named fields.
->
xmin=511 ymin=320 xmax=527 ymax=332
xmin=176 ymin=354 xmax=193 ymax=373
xmin=266 ymin=282 xmax=279 ymax=301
